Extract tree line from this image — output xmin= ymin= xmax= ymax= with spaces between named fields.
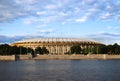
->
xmin=0 ymin=44 xmax=49 ymax=55
xmin=0 ymin=43 xmax=120 ymax=55
xmin=70 ymin=43 xmax=120 ymax=55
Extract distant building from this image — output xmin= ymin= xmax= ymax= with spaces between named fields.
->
xmin=12 ymin=37 xmax=103 ymax=54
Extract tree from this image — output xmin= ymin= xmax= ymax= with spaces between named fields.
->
xmin=107 ymin=45 xmax=113 ymax=54
xmin=112 ymin=43 xmax=120 ymax=54
xmin=35 ymin=47 xmax=43 ymax=54
xmin=10 ymin=46 xmax=20 ymax=55
xmin=19 ymin=46 xmax=27 ymax=54
xmin=82 ymin=48 xmax=88 ymax=55
xmin=42 ymin=47 xmax=49 ymax=54
xmin=0 ymin=44 xmax=11 ymax=55
xmin=70 ymin=45 xmax=82 ymax=54
xmin=91 ymin=46 xmax=98 ymax=54
xmin=98 ymin=45 xmax=108 ymax=54
xmin=27 ymin=47 xmax=34 ymax=55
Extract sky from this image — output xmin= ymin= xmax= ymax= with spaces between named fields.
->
xmin=0 ymin=0 xmax=120 ymax=45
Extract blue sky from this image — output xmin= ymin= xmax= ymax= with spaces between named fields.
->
xmin=0 ymin=0 xmax=120 ymax=44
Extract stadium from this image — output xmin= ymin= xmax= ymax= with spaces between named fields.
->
xmin=12 ymin=37 xmax=103 ymax=54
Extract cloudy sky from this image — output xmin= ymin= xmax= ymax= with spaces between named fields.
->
xmin=0 ymin=0 xmax=120 ymax=44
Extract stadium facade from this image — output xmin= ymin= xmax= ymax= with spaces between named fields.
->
xmin=12 ymin=38 xmax=103 ymax=54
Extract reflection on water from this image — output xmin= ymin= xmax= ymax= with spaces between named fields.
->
xmin=0 ymin=60 xmax=120 ymax=81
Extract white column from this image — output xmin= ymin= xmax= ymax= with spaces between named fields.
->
xmin=58 ymin=46 xmax=59 ymax=54
xmin=62 ymin=45 xmax=64 ymax=54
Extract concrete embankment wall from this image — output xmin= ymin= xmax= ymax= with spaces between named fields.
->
xmin=0 ymin=55 xmax=15 ymax=61
xmin=106 ymin=55 xmax=120 ymax=59
xmin=1 ymin=54 xmax=120 ymax=61
xmin=0 ymin=55 xmax=32 ymax=61
xmin=34 ymin=54 xmax=120 ymax=60
xmin=15 ymin=55 xmax=32 ymax=60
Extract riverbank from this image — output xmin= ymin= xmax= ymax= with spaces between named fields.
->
xmin=0 ymin=55 xmax=15 ymax=61
xmin=33 ymin=54 xmax=120 ymax=60
xmin=1 ymin=54 xmax=120 ymax=61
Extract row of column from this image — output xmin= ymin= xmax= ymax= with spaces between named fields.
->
xmin=46 ymin=45 xmax=70 ymax=54
xmin=44 ymin=45 xmax=97 ymax=54
xmin=22 ymin=44 xmax=99 ymax=54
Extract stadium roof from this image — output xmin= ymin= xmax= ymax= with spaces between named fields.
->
xmin=16 ymin=37 xmax=103 ymax=44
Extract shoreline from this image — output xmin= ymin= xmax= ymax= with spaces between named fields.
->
xmin=33 ymin=54 xmax=120 ymax=60
xmin=1 ymin=54 xmax=120 ymax=61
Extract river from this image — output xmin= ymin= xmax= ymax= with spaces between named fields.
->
xmin=0 ymin=60 xmax=120 ymax=81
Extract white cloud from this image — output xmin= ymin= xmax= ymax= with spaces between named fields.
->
xmin=75 ymin=16 xmax=88 ymax=23
xmin=1 ymin=0 xmax=120 ymax=23
xmin=0 ymin=0 xmax=30 ymax=22
xmin=38 ymin=29 xmax=54 ymax=34
xmin=36 ymin=11 xmax=47 ymax=15
xmin=59 ymin=12 xmax=69 ymax=17
xmin=24 ymin=18 xmax=38 ymax=24
xmin=37 ymin=24 xmax=47 ymax=28
xmin=0 ymin=35 xmax=43 ymax=44
xmin=100 ymin=12 xmax=112 ymax=20
xmin=24 ymin=15 xmax=59 ymax=24
xmin=107 ymin=26 xmax=112 ymax=29
xmin=75 ymin=13 xmax=91 ymax=23
xmin=107 ymin=26 xmax=120 ymax=30
xmin=87 ymin=32 xmax=120 ymax=44
xmin=15 ymin=0 xmax=38 ymax=5
xmin=98 ymin=32 xmax=120 ymax=37
xmin=45 ymin=4 xmax=58 ymax=10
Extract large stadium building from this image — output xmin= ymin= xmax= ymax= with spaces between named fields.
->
xmin=12 ymin=37 xmax=103 ymax=54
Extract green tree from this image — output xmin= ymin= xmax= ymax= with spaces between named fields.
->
xmin=98 ymin=45 xmax=108 ymax=54
xmin=112 ymin=43 xmax=120 ymax=54
xmin=82 ymin=48 xmax=88 ymax=55
xmin=35 ymin=47 xmax=43 ymax=54
xmin=27 ymin=47 xmax=34 ymax=54
xmin=107 ymin=45 xmax=113 ymax=54
xmin=0 ymin=44 xmax=11 ymax=55
xmin=42 ymin=47 xmax=49 ymax=54
xmin=92 ymin=46 xmax=98 ymax=54
xmin=10 ymin=46 xmax=20 ymax=55
xmin=20 ymin=46 xmax=28 ymax=54
xmin=70 ymin=45 xmax=82 ymax=54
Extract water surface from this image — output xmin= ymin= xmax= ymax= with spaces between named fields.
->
xmin=0 ymin=60 xmax=120 ymax=81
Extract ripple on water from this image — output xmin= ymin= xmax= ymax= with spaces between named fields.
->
xmin=0 ymin=60 xmax=120 ymax=81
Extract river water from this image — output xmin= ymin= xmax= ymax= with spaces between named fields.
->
xmin=0 ymin=60 xmax=120 ymax=81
